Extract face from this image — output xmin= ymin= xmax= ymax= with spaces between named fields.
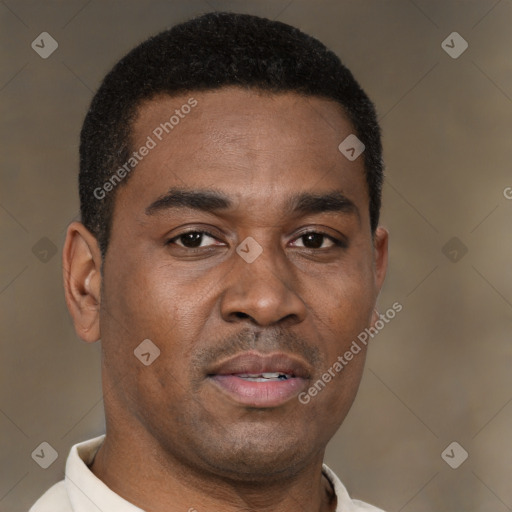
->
xmin=66 ymin=87 xmax=387 ymax=481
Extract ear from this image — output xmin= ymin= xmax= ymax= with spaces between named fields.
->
xmin=62 ymin=222 xmax=102 ymax=343
xmin=372 ymin=226 xmax=389 ymax=295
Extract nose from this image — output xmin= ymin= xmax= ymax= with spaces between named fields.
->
xmin=219 ymin=244 xmax=307 ymax=328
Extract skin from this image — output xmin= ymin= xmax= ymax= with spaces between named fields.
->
xmin=63 ymin=87 xmax=388 ymax=512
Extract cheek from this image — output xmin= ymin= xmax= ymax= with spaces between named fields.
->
xmin=102 ymin=255 xmax=197 ymax=339
xmin=310 ymin=259 xmax=375 ymax=339
xmin=101 ymin=259 xmax=215 ymax=392
xmin=303 ymin=250 xmax=375 ymax=406
xmin=100 ymin=264 xmax=199 ymax=420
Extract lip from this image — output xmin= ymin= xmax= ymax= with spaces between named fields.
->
xmin=207 ymin=351 xmax=311 ymax=407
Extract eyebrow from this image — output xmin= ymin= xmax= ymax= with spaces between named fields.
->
xmin=145 ymin=187 xmax=359 ymax=219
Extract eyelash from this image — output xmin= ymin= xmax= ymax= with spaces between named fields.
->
xmin=166 ymin=229 xmax=347 ymax=249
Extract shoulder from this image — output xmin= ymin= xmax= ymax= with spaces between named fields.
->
xmin=29 ymin=480 xmax=72 ymax=512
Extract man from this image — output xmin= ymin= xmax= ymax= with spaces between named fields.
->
xmin=31 ymin=11 xmax=388 ymax=512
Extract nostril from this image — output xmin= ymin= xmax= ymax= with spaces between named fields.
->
xmin=234 ymin=312 xmax=250 ymax=319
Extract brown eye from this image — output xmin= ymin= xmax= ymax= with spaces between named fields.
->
xmin=292 ymin=232 xmax=339 ymax=249
xmin=302 ymin=233 xmax=326 ymax=249
xmin=168 ymin=231 xmax=219 ymax=248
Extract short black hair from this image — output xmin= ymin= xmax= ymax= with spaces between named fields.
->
xmin=79 ymin=11 xmax=383 ymax=257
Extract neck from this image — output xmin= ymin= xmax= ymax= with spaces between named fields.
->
xmin=90 ymin=426 xmax=336 ymax=512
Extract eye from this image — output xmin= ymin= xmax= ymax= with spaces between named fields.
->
xmin=290 ymin=231 xmax=342 ymax=249
xmin=166 ymin=229 xmax=344 ymax=251
xmin=167 ymin=230 xmax=221 ymax=249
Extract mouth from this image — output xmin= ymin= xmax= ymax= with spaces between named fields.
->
xmin=207 ymin=351 xmax=311 ymax=408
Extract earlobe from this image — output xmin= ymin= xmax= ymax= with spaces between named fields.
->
xmin=62 ymin=222 xmax=102 ymax=343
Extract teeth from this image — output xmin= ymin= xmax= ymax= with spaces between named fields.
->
xmin=237 ymin=372 xmax=291 ymax=381
xmin=261 ymin=372 xmax=282 ymax=378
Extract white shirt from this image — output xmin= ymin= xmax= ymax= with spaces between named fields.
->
xmin=30 ymin=436 xmax=385 ymax=512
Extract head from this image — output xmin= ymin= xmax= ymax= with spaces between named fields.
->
xmin=64 ymin=12 xmax=388 ymax=482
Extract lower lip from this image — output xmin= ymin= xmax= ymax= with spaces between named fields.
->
xmin=209 ymin=375 xmax=307 ymax=407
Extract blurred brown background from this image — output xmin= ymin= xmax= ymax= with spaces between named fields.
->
xmin=1 ymin=1 xmax=511 ymax=511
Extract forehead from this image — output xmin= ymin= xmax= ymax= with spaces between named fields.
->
xmin=118 ymin=87 xmax=368 ymax=217
xmin=133 ymin=87 xmax=353 ymax=162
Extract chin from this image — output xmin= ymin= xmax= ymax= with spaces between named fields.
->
xmin=194 ymin=424 xmax=316 ymax=481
